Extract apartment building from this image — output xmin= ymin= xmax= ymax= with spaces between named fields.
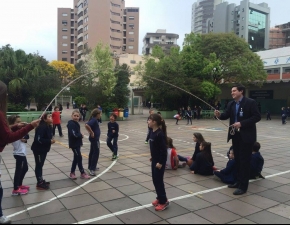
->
xmin=269 ymin=22 xmax=290 ymax=49
xmin=142 ymin=29 xmax=179 ymax=55
xmin=57 ymin=0 xmax=139 ymax=64
xmin=206 ymin=0 xmax=270 ymax=51
xmin=191 ymin=0 xmax=223 ymax=34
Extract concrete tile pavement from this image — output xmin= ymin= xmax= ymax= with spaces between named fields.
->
xmin=1 ymin=108 xmax=290 ymax=224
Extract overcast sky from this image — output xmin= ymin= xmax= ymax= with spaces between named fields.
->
xmin=0 ymin=0 xmax=288 ymax=62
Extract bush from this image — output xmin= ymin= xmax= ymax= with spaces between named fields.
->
xmin=102 ymin=102 xmax=118 ymax=113
xmin=74 ymin=96 xmax=87 ymax=108
xmin=7 ymin=103 xmax=26 ymax=112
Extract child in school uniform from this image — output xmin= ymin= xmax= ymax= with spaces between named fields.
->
xmin=67 ymin=110 xmax=90 ymax=180
xmin=250 ymin=142 xmax=265 ymax=179
xmin=107 ymin=113 xmax=119 ymax=161
xmin=148 ymin=114 xmax=170 ymax=211
xmin=178 ymin=133 xmax=205 ymax=169
xmin=214 ymin=148 xmax=237 ymax=184
xmin=165 ymin=137 xmax=179 ymax=170
xmin=85 ymin=109 xmax=102 ymax=177
xmin=145 ymin=109 xmax=154 ymax=144
xmin=52 ymin=106 xmax=63 ymax=137
xmin=31 ymin=114 xmax=55 ymax=190
xmin=191 ymin=142 xmax=215 ymax=176
xmin=8 ymin=116 xmax=30 ymax=196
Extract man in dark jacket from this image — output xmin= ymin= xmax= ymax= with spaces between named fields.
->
xmin=215 ymin=84 xmax=261 ymax=195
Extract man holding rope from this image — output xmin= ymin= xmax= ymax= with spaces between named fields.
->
xmin=215 ymin=84 xmax=261 ymax=195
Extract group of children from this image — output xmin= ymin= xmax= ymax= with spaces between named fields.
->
xmin=7 ymin=109 xmax=120 ymax=193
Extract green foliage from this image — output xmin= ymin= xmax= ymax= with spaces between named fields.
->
xmin=141 ymin=33 xmax=267 ymax=110
xmin=74 ymin=96 xmax=87 ymax=107
xmin=0 ymin=44 xmax=61 ymax=110
xmin=200 ymin=81 xmax=221 ymax=100
xmin=113 ymin=64 xmax=131 ymax=108
xmin=102 ymin=102 xmax=118 ymax=113
xmin=7 ymin=103 xmax=26 ymax=112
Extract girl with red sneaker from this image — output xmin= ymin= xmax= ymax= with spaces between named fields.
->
xmin=148 ymin=114 xmax=170 ymax=211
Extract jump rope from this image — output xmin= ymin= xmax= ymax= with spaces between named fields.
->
xmin=40 ymin=70 xmax=236 ymax=135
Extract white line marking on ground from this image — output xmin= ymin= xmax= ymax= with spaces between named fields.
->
xmin=83 ymin=134 xmax=129 ymax=144
xmin=74 ymin=170 xmax=290 ymax=224
xmin=7 ymin=160 xmax=118 ymax=219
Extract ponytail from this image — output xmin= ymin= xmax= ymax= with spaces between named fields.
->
xmin=149 ymin=114 xmax=167 ymax=138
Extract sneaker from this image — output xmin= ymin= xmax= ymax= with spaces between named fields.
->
xmin=19 ymin=185 xmax=30 ymax=190
xmin=81 ymin=173 xmax=91 ymax=179
xmin=69 ymin=173 xmax=77 ymax=180
xmin=43 ymin=180 xmax=50 ymax=186
xmin=145 ymin=141 xmax=148 ymax=144
xmin=112 ymin=155 xmax=118 ymax=161
xmin=89 ymin=170 xmax=96 ymax=176
xmin=60 ymin=135 xmax=64 ymax=137
xmin=152 ymin=199 xmax=159 ymax=207
xmin=36 ymin=181 xmax=49 ymax=190
xmin=155 ymin=201 xmax=170 ymax=211
xmin=12 ymin=188 xmax=29 ymax=196
xmin=0 ymin=216 xmax=11 ymax=224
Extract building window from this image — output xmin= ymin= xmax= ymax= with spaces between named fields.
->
xmin=128 ymin=46 xmax=134 ymax=49
xmin=62 ymin=43 xmax=68 ymax=47
xmin=62 ymin=58 xmax=68 ymax=61
xmin=62 ymin=13 xmax=68 ymax=17
xmin=111 ymin=3 xmax=121 ymax=7
xmin=129 ymin=16 xmax=134 ymax=20
xmin=129 ymin=31 xmax=134 ymax=35
xmin=127 ymin=9 xmax=139 ymax=13
xmin=62 ymin=36 xmax=68 ymax=39
xmin=62 ymin=51 xmax=68 ymax=54
xmin=129 ymin=38 xmax=134 ymax=42
xmin=62 ymin=20 xmax=68 ymax=26
xmin=62 ymin=28 xmax=68 ymax=32
xmin=130 ymin=60 xmax=136 ymax=64
xmin=129 ymin=24 xmax=134 ymax=29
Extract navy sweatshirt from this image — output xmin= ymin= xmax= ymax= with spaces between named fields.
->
xmin=31 ymin=125 xmax=53 ymax=154
xmin=149 ymin=129 xmax=167 ymax=165
xmin=250 ymin=152 xmax=264 ymax=177
xmin=192 ymin=152 xmax=214 ymax=176
xmin=219 ymin=159 xmax=237 ymax=184
xmin=192 ymin=142 xmax=201 ymax=161
xmin=107 ymin=122 xmax=119 ymax=138
xmin=67 ymin=120 xmax=83 ymax=148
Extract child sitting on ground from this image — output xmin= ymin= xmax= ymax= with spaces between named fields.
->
xmin=214 ymin=148 xmax=237 ymax=184
xmin=250 ymin=142 xmax=265 ymax=179
xmin=165 ymin=137 xmax=179 ymax=170
xmin=191 ymin=142 xmax=215 ymax=176
xmin=178 ymin=133 xmax=205 ymax=169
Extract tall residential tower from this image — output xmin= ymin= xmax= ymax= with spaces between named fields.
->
xmin=206 ymin=0 xmax=270 ymax=51
xmin=57 ymin=0 xmax=139 ymax=64
xmin=191 ymin=0 xmax=223 ymax=34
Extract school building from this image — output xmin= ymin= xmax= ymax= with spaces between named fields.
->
xmin=220 ymin=46 xmax=290 ymax=114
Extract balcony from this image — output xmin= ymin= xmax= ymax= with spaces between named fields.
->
xmin=77 ymin=33 xmax=83 ymax=39
xmin=78 ymin=25 xmax=84 ymax=31
xmin=77 ymin=50 xmax=83 ymax=55
xmin=77 ymin=16 xmax=84 ymax=23
xmin=77 ymin=41 xmax=84 ymax=47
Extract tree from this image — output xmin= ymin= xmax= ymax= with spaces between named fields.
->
xmin=86 ymin=43 xmax=117 ymax=96
xmin=48 ymin=60 xmax=76 ymax=83
xmin=113 ymin=64 xmax=131 ymax=108
xmin=199 ymin=33 xmax=267 ymax=84
xmin=200 ymin=81 xmax=221 ymax=101
xmin=0 ymin=45 xmax=61 ymax=110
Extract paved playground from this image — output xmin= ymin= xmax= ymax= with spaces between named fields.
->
xmin=1 ymin=109 xmax=290 ymax=224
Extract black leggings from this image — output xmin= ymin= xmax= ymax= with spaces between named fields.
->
xmin=71 ymin=147 xmax=85 ymax=174
xmin=14 ymin=155 xmax=29 ymax=190
xmin=33 ymin=152 xmax=48 ymax=183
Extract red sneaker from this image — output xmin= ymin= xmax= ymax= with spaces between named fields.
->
xmin=12 ymin=188 xmax=29 ymax=196
xmin=19 ymin=185 xmax=30 ymax=190
xmin=155 ymin=201 xmax=170 ymax=211
xmin=152 ymin=199 xmax=159 ymax=207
